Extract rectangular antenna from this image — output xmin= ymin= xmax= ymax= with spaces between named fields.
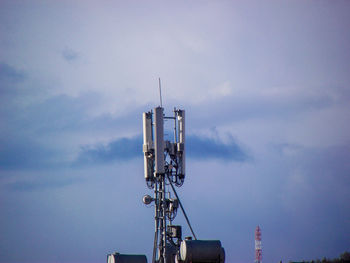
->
xmin=154 ymin=106 xmax=165 ymax=174
xmin=143 ymin=111 xmax=153 ymax=181
xmin=177 ymin=110 xmax=185 ymax=177
xmin=158 ymin=78 xmax=163 ymax=108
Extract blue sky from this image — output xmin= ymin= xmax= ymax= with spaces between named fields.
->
xmin=1 ymin=1 xmax=350 ymax=263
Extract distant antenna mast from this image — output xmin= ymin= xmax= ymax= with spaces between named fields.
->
xmin=255 ymin=226 xmax=262 ymax=263
xmin=158 ymin=78 xmax=163 ymax=107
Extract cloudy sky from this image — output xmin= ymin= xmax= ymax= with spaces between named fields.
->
xmin=1 ymin=1 xmax=350 ymax=263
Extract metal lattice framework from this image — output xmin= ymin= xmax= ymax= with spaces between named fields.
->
xmin=255 ymin=226 xmax=262 ymax=263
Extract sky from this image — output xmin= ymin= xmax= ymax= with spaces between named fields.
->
xmin=0 ymin=1 xmax=350 ymax=263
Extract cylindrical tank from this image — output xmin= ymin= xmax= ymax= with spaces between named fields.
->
xmin=107 ymin=253 xmax=147 ymax=263
xmin=154 ymin=107 xmax=165 ymax=175
xmin=179 ymin=240 xmax=225 ymax=263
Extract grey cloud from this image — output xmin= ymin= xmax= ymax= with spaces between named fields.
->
xmin=6 ymin=91 xmax=148 ymax=136
xmin=187 ymin=134 xmax=247 ymax=161
xmin=272 ymin=142 xmax=350 ymax=178
xmin=0 ymin=87 xmax=152 ymax=171
xmin=0 ymin=63 xmax=27 ymax=100
xmin=0 ymin=137 xmax=62 ymax=170
xmin=76 ymin=136 xmax=142 ymax=165
xmin=0 ymin=62 xmax=25 ymax=83
xmin=75 ymin=134 xmax=248 ymax=165
xmin=185 ymin=89 xmax=342 ymax=129
xmin=61 ymin=48 xmax=79 ymax=62
xmin=6 ymin=176 xmax=81 ymax=192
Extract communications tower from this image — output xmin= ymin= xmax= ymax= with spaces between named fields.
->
xmin=255 ymin=226 xmax=262 ymax=263
xmin=107 ymin=104 xmax=225 ymax=263
xmin=142 ymin=106 xmax=225 ymax=263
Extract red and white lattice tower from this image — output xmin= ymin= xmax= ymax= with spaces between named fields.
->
xmin=255 ymin=226 xmax=262 ymax=263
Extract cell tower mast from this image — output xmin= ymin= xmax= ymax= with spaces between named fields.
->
xmin=142 ymin=106 xmax=188 ymax=263
xmin=255 ymin=226 xmax=262 ymax=263
xmin=107 ymin=90 xmax=225 ymax=263
xmin=142 ymin=105 xmax=225 ymax=263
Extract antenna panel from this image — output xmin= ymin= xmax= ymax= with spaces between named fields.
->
xmin=143 ymin=112 xmax=153 ymax=151
xmin=178 ymin=110 xmax=185 ymax=144
xmin=143 ymin=112 xmax=154 ymax=180
xmin=154 ymin=107 xmax=165 ymax=174
xmin=177 ymin=110 xmax=185 ymax=178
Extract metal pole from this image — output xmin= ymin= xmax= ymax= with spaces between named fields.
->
xmin=162 ymin=175 xmax=167 ymax=262
xmin=152 ymin=181 xmax=159 ymax=263
xmin=159 ymin=78 xmax=163 ymax=108
xmin=157 ymin=175 xmax=166 ymax=263
xmin=159 ymin=177 xmax=163 ymax=263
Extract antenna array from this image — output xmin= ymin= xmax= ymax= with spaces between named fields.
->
xmin=107 ymin=90 xmax=225 ymax=263
xmin=143 ymin=107 xmax=185 ymax=188
xmin=143 ymin=107 xmax=187 ymax=263
xmin=142 ymin=106 xmax=225 ymax=263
